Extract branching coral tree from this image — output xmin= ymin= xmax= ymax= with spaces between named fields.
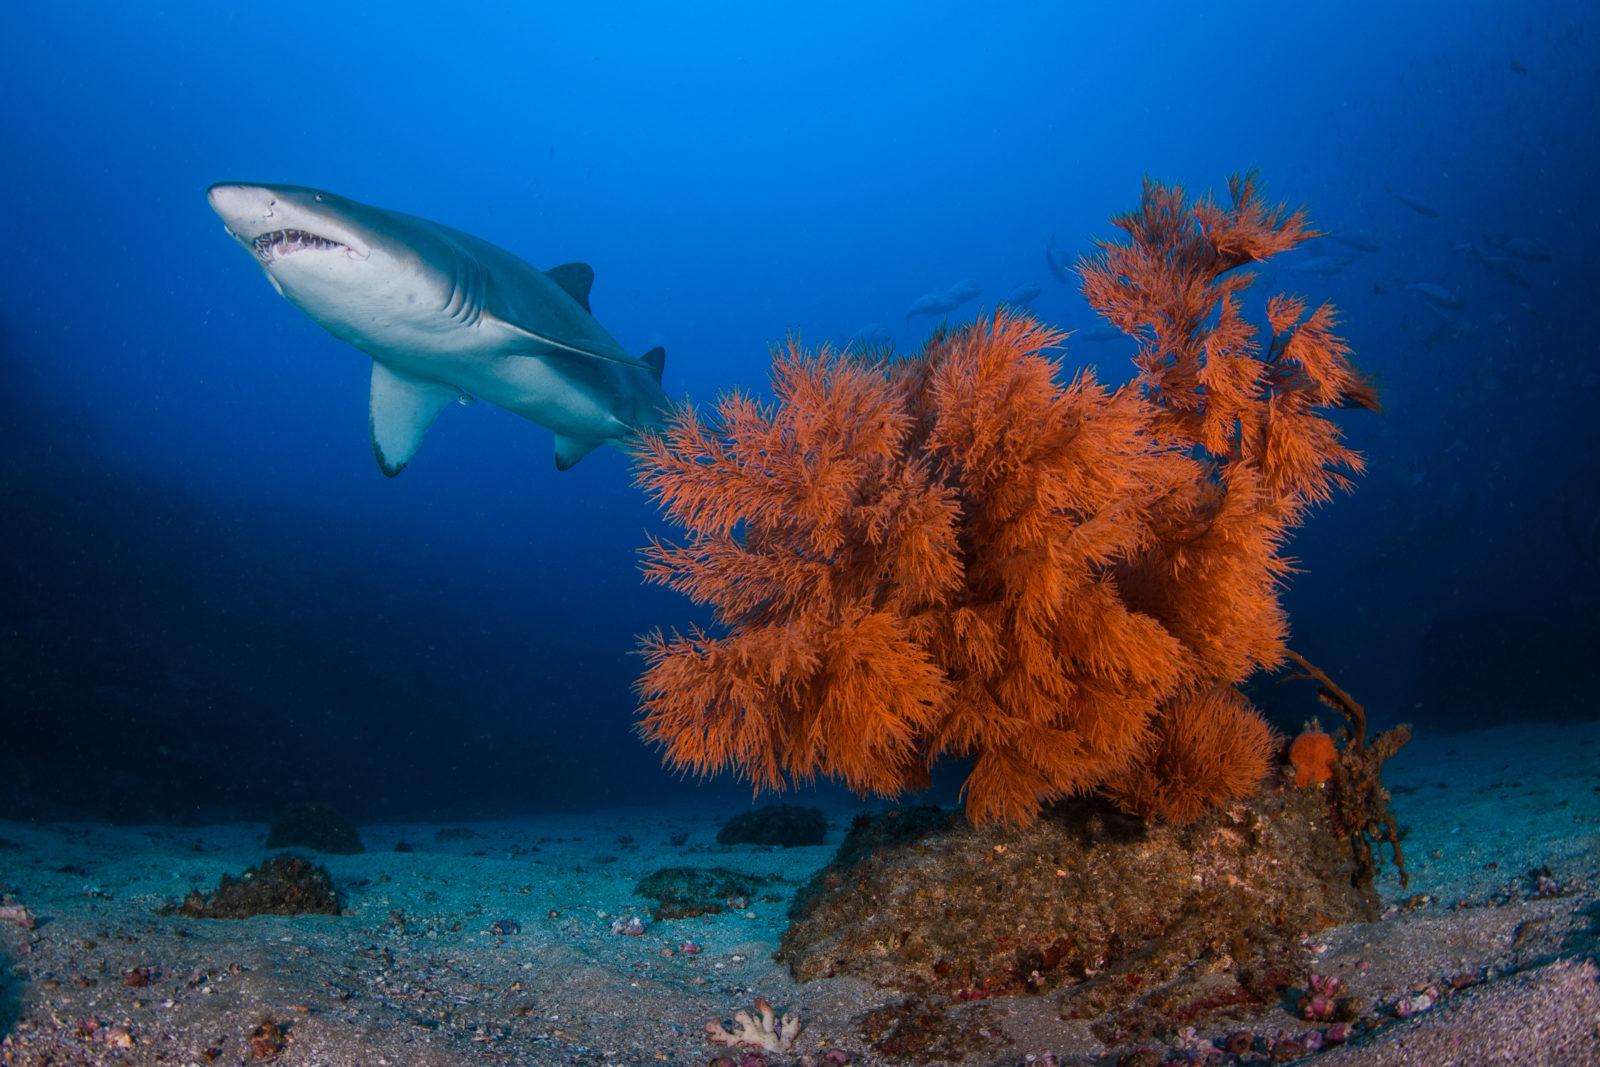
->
xmin=1081 ymin=173 xmax=1379 ymax=820
xmin=633 ymin=349 xmax=959 ymax=801
xmin=905 ymin=316 xmax=1193 ymax=827
xmin=634 ymin=173 xmax=1375 ymax=829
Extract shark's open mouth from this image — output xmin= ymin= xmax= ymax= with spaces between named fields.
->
xmin=250 ymin=228 xmax=352 ymax=263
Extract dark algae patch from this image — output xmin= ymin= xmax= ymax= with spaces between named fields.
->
xmin=716 ymin=804 xmax=827 ymax=847
xmin=634 ymin=866 xmax=775 ymax=920
xmin=265 ymin=802 xmax=365 ymax=855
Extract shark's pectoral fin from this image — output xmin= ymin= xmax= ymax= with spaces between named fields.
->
xmin=545 ymin=262 xmax=595 ymax=311
xmin=639 ymin=346 xmax=665 ymax=383
xmin=553 ymin=434 xmax=601 ymax=471
xmin=369 ymin=363 xmax=456 ymax=477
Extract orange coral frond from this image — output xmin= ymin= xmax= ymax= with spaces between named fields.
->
xmin=634 ymin=174 xmax=1374 ymax=830
xmin=787 ymin=605 xmax=948 ymax=795
xmin=1195 ymin=170 xmax=1318 ymax=269
xmin=1266 ymin=294 xmax=1308 ymax=336
xmin=1104 ymin=686 xmax=1278 ymax=823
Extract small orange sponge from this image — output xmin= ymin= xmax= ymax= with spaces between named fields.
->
xmin=1289 ymin=729 xmax=1337 ymax=787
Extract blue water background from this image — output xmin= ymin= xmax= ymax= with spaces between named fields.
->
xmin=2 ymin=2 xmax=1596 ymax=821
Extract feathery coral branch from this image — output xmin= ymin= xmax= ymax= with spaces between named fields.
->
xmin=634 ymin=174 xmax=1374 ymax=830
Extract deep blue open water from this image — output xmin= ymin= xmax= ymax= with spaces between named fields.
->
xmin=2 ymin=2 xmax=1596 ymax=824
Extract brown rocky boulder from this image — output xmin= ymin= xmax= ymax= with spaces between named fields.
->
xmin=778 ymin=782 xmax=1377 ymax=1040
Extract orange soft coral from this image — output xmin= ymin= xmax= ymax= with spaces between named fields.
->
xmin=1288 ymin=727 xmax=1338 ymax=787
xmin=634 ymin=347 xmax=957 ymax=801
xmin=1080 ymin=174 xmax=1377 ymax=805
xmin=634 ymin=173 xmax=1372 ymax=829
xmin=1081 ymin=172 xmax=1378 ymax=689
xmin=904 ymin=315 xmax=1196 ymax=826
xmin=1104 ymin=686 xmax=1280 ymax=823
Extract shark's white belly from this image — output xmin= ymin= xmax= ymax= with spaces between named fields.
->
xmin=358 ymin=323 xmax=622 ymax=442
xmin=285 ymin=265 xmax=626 ymax=443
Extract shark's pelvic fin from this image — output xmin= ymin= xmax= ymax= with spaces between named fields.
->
xmin=553 ymin=434 xmax=601 ymax=471
xmin=545 ymin=262 xmax=595 ymax=312
xmin=369 ymin=363 xmax=456 ymax=477
xmin=639 ymin=346 xmax=665 ymax=383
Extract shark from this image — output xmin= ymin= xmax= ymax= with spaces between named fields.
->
xmin=207 ymin=182 xmax=669 ymax=475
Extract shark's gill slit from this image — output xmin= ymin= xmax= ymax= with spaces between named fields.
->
xmin=444 ymin=250 xmax=486 ymax=326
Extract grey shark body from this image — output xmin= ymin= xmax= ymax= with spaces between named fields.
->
xmin=207 ymin=183 xmax=669 ymax=475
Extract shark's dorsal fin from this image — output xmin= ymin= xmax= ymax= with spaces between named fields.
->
xmin=545 ymin=262 xmax=595 ymax=312
xmin=369 ymin=363 xmax=456 ymax=477
xmin=553 ymin=434 xmax=601 ymax=471
xmin=639 ymin=346 xmax=665 ymax=383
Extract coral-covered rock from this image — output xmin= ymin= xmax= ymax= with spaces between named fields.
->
xmin=716 ymin=805 xmax=827 ymax=847
xmin=778 ymin=781 xmax=1372 ymax=1037
xmin=249 ymin=1018 xmax=287 ymax=1060
xmin=857 ymin=996 xmax=1011 ymax=1063
xmin=635 ymin=866 xmax=775 ymax=920
xmin=163 ymin=853 xmax=340 ymax=918
xmin=265 ymin=802 xmax=364 ymax=855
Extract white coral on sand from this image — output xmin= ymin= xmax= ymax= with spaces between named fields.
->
xmin=705 ymin=997 xmax=802 ymax=1053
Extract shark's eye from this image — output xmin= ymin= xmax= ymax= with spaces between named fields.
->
xmin=315 ymin=194 xmax=324 ymax=202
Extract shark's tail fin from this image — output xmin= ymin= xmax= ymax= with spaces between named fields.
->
xmin=639 ymin=346 xmax=665 ymax=383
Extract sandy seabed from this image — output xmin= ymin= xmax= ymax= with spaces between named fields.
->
xmin=2 ymin=720 xmax=1598 ymax=1067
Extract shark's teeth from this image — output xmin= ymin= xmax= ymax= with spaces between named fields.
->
xmin=251 ymin=228 xmax=350 ymax=263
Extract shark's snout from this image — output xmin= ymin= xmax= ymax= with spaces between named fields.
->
xmin=206 ymin=182 xmax=370 ymax=263
xmin=207 ymin=183 xmax=276 ymax=237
